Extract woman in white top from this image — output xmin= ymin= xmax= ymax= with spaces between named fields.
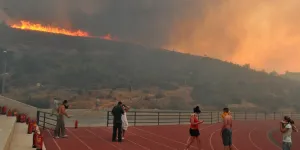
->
xmin=280 ymin=116 xmax=297 ymax=150
xmin=121 ymin=104 xmax=130 ymax=140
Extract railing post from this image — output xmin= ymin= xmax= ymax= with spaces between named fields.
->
xmin=134 ymin=112 xmax=137 ymax=126
xmin=245 ymin=112 xmax=247 ymax=120
xmin=217 ymin=112 xmax=220 ymax=122
xmin=210 ymin=112 xmax=213 ymax=124
xmin=158 ymin=112 xmax=160 ymax=125
xmin=43 ymin=113 xmax=46 ymax=130
xmin=255 ymin=112 xmax=257 ymax=120
xmin=265 ymin=112 xmax=267 ymax=120
xmin=36 ymin=111 xmax=40 ymax=126
xmin=233 ymin=112 xmax=236 ymax=120
xmin=178 ymin=112 xmax=181 ymax=125
xmin=106 ymin=111 xmax=109 ymax=127
xmin=273 ymin=112 xmax=276 ymax=120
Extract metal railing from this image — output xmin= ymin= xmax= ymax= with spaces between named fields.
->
xmin=106 ymin=111 xmax=300 ymax=127
xmin=36 ymin=110 xmax=300 ymax=128
xmin=37 ymin=110 xmax=57 ymax=130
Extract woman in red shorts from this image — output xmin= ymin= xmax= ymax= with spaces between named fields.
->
xmin=184 ymin=106 xmax=204 ymax=150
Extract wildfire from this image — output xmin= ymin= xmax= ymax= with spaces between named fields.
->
xmin=9 ymin=20 xmax=117 ymax=41
xmin=99 ymin=33 xmax=118 ymax=41
xmin=10 ymin=20 xmax=89 ymax=37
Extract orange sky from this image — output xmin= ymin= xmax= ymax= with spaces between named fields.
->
xmin=164 ymin=0 xmax=300 ymax=73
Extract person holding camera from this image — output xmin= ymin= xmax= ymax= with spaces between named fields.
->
xmin=280 ymin=116 xmax=297 ymax=150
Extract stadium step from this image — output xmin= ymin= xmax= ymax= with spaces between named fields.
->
xmin=9 ymin=122 xmax=46 ymax=150
xmin=0 ymin=116 xmax=16 ymax=150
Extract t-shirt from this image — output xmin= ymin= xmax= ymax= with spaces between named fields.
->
xmin=53 ymin=100 xmax=60 ymax=109
xmin=283 ymin=124 xmax=292 ymax=143
xmin=111 ymin=105 xmax=124 ymax=124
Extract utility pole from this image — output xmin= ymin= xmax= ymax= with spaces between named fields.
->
xmin=1 ymin=50 xmax=7 ymax=95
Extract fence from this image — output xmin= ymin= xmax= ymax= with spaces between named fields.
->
xmin=37 ymin=110 xmax=57 ymax=130
xmin=35 ymin=110 xmax=300 ymax=129
xmin=106 ymin=111 xmax=300 ymax=127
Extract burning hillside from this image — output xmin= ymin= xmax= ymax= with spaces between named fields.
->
xmin=9 ymin=20 xmax=117 ymax=40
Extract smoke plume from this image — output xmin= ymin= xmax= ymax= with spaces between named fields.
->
xmin=2 ymin=0 xmax=300 ymax=72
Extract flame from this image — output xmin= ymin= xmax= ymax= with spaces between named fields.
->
xmin=10 ymin=20 xmax=89 ymax=37
xmin=9 ymin=20 xmax=118 ymax=41
xmin=99 ymin=33 xmax=118 ymax=41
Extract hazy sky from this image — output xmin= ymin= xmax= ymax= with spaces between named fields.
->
xmin=1 ymin=0 xmax=300 ymax=73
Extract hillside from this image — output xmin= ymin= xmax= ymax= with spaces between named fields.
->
xmin=0 ymin=24 xmax=300 ymax=111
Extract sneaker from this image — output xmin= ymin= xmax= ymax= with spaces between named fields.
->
xmin=54 ymin=136 xmax=60 ymax=139
xmin=122 ymin=137 xmax=124 ymax=140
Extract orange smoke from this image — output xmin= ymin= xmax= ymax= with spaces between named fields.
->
xmin=10 ymin=20 xmax=117 ymax=41
xmin=164 ymin=0 xmax=300 ymax=73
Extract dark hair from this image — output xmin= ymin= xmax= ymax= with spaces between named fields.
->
xmin=193 ymin=106 xmax=201 ymax=114
xmin=63 ymin=100 xmax=68 ymax=104
xmin=118 ymin=101 xmax=122 ymax=105
xmin=290 ymin=120 xmax=295 ymax=125
xmin=223 ymin=107 xmax=229 ymax=113
xmin=284 ymin=116 xmax=292 ymax=123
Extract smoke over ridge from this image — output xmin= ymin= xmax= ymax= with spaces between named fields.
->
xmin=1 ymin=0 xmax=300 ymax=72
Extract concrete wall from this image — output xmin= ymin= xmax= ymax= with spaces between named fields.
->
xmin=0 ymin=95 xmax=37 ymax=118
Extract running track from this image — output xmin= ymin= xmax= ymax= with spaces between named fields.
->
xmin=43 ymin=120 xmax=299 ymax=150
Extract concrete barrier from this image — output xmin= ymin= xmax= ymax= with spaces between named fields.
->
xmin=0 ymin=96 xmax=37 ymax=118
xmin=0 ymin=116 xmax=16 ymax=150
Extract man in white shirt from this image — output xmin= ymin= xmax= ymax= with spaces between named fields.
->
xmin=280 ymin=120 xmax=293 ymax=150
xmin=51 ymin=98 xmax=60 ymax=116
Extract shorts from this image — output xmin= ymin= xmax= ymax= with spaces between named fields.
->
xmin=189 ymin=128 xmax=200 ymax=137
xmin=222 ymin=128 xmax=232 ymax=146
xmin=282 ymin=142 xmax=292 ymax=150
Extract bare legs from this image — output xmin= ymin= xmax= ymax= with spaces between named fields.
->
xmin=196 ymin=136 xmax=202 ymax=150
xmin=122 ymin=130 xmax=126 ymax=139
xmin=185 ymin=136 xmax=195 ymax=150
xmin=185 ymin=136 xmax=202 ymax=150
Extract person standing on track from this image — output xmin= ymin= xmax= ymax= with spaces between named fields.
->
xmin=184 ymin=106 xmax=204 ymax=150
xmin=54 ymin=100 xmax=71 ymax=139
xmin=111 ymin=101 xmax=124 ymax=142
xmin=280 ymin=116 xmax=295 ymax=150
xmin=221 ymin=107 xmax=233 ymax=150
xmin=51 ymin=97 xmax=60 ymax=116
xmin=122 ymin=104 xmax=130 ymax=140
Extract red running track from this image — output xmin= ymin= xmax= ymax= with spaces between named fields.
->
xmin=43 ymin=120 xmax=300 ymax=150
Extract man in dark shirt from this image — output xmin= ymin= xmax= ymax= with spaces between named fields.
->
xmin=111 ymin=101 xmax=124 ymax=142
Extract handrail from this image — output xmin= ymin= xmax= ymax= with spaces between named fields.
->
xmin=106 ymin=111 xmax=300 ymax=127
xmin=37 ymin=110 xmax=57 ymax=130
